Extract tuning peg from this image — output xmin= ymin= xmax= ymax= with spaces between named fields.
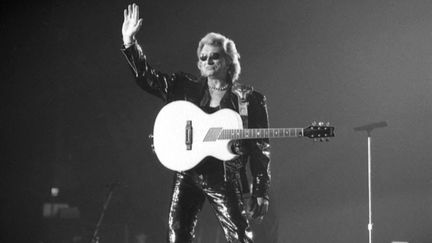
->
xmin=148 ymin=134 xmax=154 ymax=139
xmin=312 ymin=121 xmax=317 ymax=126
xmin=318 ymin=121 xmax=324 ymax=126
xmin=326 ymin=122 xmax=330 ymax=126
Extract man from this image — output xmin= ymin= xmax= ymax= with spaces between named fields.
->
xmin=121 ymin=4 xmax=271 ymax=242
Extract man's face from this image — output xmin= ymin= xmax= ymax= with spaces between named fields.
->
xmin=198 ymin=44 xmax=230 ymax=80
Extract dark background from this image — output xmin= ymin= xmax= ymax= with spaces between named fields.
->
xmin=2 ymin=0 xmax=432 ymax=242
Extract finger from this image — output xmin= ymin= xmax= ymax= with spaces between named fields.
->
xmin=123 ymin=9 xmax=127 ymax=21
xmin=132 ymin=4 xmax=136 ymax=20
xmin=132 ymin=18 xmax=143 ymax=34
xmin=252 ymin=201 xmax=260 ymax=219
xmin=262 ymin=203 xmax=269 ymax=217
xmin=133 ymin=4 xmax=138 ymax=20
xmin=262 ymin=203 xmax=267 ymax=217
xmin=135 ymin=4 xmax=139 ymax=20
xmin=248 ymin=199 xmax=256 ymax=217
xmin=128 ymin=4 xmax=133 ymax=18
xmin=255 ymin=203 xmax=264 ymax=218
xmin=135 ymin=18 xmax=143 ymax=31
xmin=258 ymin=200 xmax=269 ymax=217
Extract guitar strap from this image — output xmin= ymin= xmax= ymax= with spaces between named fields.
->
xmin=231 ymin=83 xmax=253 ymax=194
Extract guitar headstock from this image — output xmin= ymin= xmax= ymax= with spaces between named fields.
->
xmin=304 ymin=121 xmax=335 ymax=141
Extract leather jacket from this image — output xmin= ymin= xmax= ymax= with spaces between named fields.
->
xmin=121 ymin=43 xmax=271 ymax=199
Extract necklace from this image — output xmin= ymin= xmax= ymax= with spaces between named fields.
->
xmin=209 ymin=83 xmax=229 ymax=91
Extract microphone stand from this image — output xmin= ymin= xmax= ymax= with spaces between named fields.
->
xmin=89 ymin=182 xmax=119 ymax=243
xmin=354 ymin=121 xmax=387 ymax=243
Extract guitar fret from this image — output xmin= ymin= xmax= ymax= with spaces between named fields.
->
xmin=221 ymin=128 xmax=305 ymax=140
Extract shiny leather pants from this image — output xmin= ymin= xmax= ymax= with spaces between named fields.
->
xmin=167 ymin=169 xmax=253 ymax=243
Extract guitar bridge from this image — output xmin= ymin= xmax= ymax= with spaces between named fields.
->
xmin=185 ymin=120 xmax=192 ymax=150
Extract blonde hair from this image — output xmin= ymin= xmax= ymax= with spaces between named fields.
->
xmin=197 ymin=32 xmax=241 ymax=83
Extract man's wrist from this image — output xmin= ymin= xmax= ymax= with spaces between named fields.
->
xmin=123 ymin=36 xmax=136 ymax=47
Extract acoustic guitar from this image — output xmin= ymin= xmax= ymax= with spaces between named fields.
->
xmin=152 ymin=101 xmax=334 ymax=171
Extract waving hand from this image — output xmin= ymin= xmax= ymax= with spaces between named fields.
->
xmin=122 ymin=3 xmax=143 ymax=45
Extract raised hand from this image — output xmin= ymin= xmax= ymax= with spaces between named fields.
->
xmin=122 ymin=3 xmax=143 ymax=45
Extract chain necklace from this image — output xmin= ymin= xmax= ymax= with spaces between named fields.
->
xmin=208 ymin=83 xmax=229 ymax=91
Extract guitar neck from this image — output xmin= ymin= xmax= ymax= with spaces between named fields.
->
xmin=218 ymin=128 xmax=304 ymax=140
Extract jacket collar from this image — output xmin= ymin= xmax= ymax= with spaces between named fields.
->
xmin=199 ymin=78 xmax=237 ymax=110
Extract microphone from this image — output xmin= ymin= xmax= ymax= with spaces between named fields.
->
xmin=354 ymin=121 xmax=388 ymax=132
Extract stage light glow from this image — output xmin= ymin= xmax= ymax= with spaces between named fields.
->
xmin=51 ymin=187 xmax=59 ymax=197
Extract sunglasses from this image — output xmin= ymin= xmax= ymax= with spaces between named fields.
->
xmin=199 ymin=52 xmax=222 ymax=62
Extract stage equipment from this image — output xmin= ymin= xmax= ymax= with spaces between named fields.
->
xmin=354 ymin=121 xmax=388 ymax=243
xmin=151 ymin=101 xmax=335 ymax=171
xmin=89 ymin=182 xmax=120 ymax=243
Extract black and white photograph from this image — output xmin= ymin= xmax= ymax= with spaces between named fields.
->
xmin=2 ymin=0 xmax=432 ymax=242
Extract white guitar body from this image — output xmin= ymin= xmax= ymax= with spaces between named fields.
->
xmin=153 ymin=101 xmax=335 ymax=172
xmin=153 ymin=101 xmax=243 ymax=171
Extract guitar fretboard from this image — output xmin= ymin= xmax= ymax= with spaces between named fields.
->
xmin=218 ymin=128 xmax=304 ymax=140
